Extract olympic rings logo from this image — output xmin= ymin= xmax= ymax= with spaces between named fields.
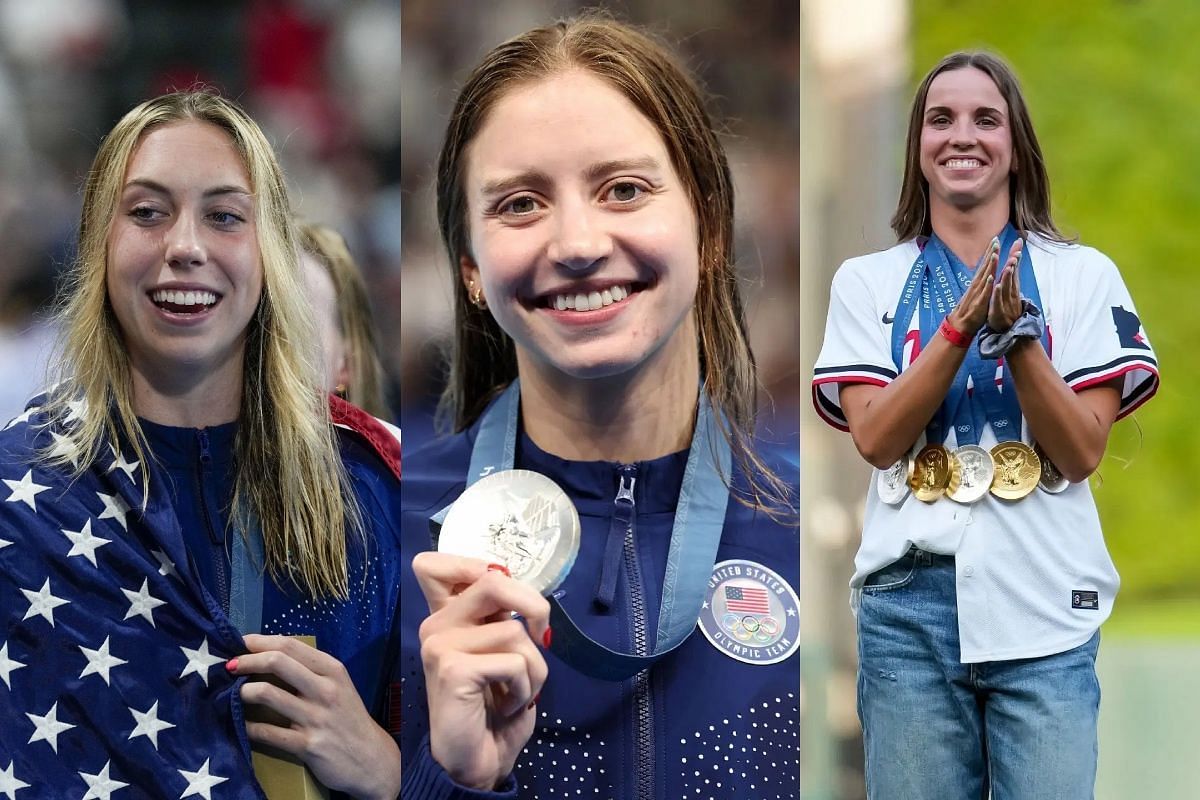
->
xmin=721 ymin=612 xmax=781 ymax=644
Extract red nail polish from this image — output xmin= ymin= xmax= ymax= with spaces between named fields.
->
xmin=527 ymin=693 xmax=540 ymax=711
xmin=225 ymin=658 xmax=238 ymax=672
xmin=486 ymin=563 xmax=511 ymax=577
xmin=542 ymin=626 xmax=552 ymax=649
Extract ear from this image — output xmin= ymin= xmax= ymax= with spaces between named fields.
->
xmin=460 ymin=253 xmax=481 ymax=296
xmin=334 ymin=351 xmax=351 ymax=394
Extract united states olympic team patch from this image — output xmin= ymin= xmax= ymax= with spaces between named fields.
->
xmin=697 ymin=559 xmax=800 ymax=665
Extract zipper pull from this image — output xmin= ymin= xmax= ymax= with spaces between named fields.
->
xmin=197 ymin=429 xmax=212 ymax=469
xmin=594 ymin=465 xmax=636 ymax=611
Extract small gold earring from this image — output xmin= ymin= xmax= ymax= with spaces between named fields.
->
xmin=334 ymin=383 xmax=347 ymax=399
xmin=468 ymin=279 xmax=487 ymax=309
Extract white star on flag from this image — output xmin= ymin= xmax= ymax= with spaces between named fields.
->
xmin=107 ymin=446 xmax=140 ymax=484
xmin=62 ymin=519 xmax=112 ymax=567
xmin=128 ymin=701 xmax=175 ymax=749
xmin=2 ymin=406 xmax=38 ymax=431
xmin=96 ymin=492 xmax=130 ymax=531
xmin=79 ymin=637 xmax=128 ymax=686
xmin=0 ymin=760 xmax=30 ymax=798
xmin=26 ymin=701 xmax=75 ymax=753
xmin=0 ymin=538 xmax=10 ymax=550
xmin=4 ymin=470 xmax=50 ymax=512
xmin=79 ymin=761 xmax=128 ymax=800
xmin=20 ymin=579 xmax=70 ymax=626
xmin=49 ymin=431 xmax=82 ymax=469
xmin=65 ymin=398 xmax=87 ymax=424
xmin=122 ymin=579 xmax=166 ymax=627
xmin=0 ymin=642 xmax=26 ymax=689
xmin=178 ymin=758 xmax=227 ymax=799
xmin=151 ymin=549 xmax=179 ymax=579
xmin=179 ymin=639 xmax=224 ymax=686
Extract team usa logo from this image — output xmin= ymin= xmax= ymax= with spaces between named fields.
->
xmin=697 ymin=559 xmax=800 ymax=665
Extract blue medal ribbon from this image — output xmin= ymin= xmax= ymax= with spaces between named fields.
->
xmin=431 ymin=380 xmax=732 ymax=681
xmin=890 ymin=224 xmax=1047 ymax=446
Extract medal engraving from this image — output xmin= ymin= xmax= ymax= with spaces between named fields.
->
xmin=989 ymin=442 xmax=1040 ymax=500
xmin=877 ymin=457 xmax=912 ymax=505
xmin=1034 ymin=443 xmax=1069 ymax=494
xmin=947 ymin=445 xmax=995 ymax=504
xmin=909 ymin=444 xmax=951 ymax=503
xmin=439 ymin=470 xmax=581 ymax=595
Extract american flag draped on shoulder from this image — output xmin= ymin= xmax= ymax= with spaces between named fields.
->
xmin=1 ymin=398 xmax=265 ymax=800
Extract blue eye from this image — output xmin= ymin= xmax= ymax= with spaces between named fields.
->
xmin=209 ymin=211 xmax=245 ymax=226
xmin=129 ymin=206 xmax=161 ymax=222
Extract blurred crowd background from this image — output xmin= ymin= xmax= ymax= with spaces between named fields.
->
xmin=399 ymin=0 xmax=801 ymax=458
xmin=803 ymin=1 xmax=1199 ymax=797
xmin=0 ymin=0 xmax=401 ymax=420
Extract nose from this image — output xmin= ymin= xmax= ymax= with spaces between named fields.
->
xmin=546 ymin=204 xmax=611 ymax=272
xmin=164 ymin=215 xmax=206 ymax=268
xmin=949 ymin=118 xmax=976 ymax=149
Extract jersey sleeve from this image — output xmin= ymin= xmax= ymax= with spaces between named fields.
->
xmin=1053 ymin=249 xmax=1159 ymax=418
xmin=811 ymin=258 xmax=898 ymax=431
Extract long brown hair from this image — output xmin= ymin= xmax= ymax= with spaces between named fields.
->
xmin=435 ymin=14 xmax=793 ymax=517
xmin=44 ymin=91 xmax=362 ymax=599
xmin=891 ymin=51 xmax=1069 ymax=243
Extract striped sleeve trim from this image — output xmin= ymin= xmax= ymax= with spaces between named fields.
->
xmin=1063 ymin=355 xmax=1160 ymax=420
xmin=811 ymin=364 xmax=896 ymax=431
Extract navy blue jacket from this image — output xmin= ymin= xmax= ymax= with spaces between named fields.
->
xmin=399 ymin=418 xmax=800 ymax=799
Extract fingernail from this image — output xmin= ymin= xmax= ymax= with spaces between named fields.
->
xmin=225 ymin=658 xmax=238 ymax=672
xmin=542 ymin=626 xmax=553 ymax=649
xmin=486 ymin=563 xmax=511 ymax=577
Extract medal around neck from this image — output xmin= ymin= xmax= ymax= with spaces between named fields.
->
xmin=910 ymin=444 xmax=951 ymax=503
xmin=438 ymin=469 xmax=581 ymax=595
xmin=877 ymin=456 xmax=913 ymax=505
xmin=989 ymin=442 xmax=1040 ymax=500
xmin=947 ymin=445 xmax=995 ymax=504
xmin=1034 ymin=443 xmax=1069 ymax=494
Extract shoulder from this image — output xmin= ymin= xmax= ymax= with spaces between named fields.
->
xmin=834 ymin=241 xmax=920 ymax=280
xmin=400 ymin=428 xmax=475 ymax=516
xmin=729 ymin=442 xmax=799 ymax=531
xmin=1027 ymin=235 xmax=1119 ymax=277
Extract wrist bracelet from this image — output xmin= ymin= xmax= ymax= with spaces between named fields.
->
xmin=939 ymin=318 xmax=972 ymax=348
xmin=978 ymin=300 xmax=1045 ymax=359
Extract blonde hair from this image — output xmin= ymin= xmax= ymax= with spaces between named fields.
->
xmin=297 ymin=222 xmax=390 ymax=419
xmin=44 ymin=90 xmax=361 ymax=599
xmin=435 ymin=15 xmax=795 ymax=519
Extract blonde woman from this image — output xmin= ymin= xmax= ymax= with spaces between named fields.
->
xmin=0 ymin=91 xmax=401 ymax=798
xmin=298 ymin=222 xmax=391 ymax=419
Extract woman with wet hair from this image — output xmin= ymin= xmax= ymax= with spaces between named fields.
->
xmin=399 ymin=15 xmax=800 ymax=799
xmin=814 ymin=52 xmax=1159 ymax=797
xmin=0 ymin=91 xmax=402 ymax=798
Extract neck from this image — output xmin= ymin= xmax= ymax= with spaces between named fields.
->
xmin=930 ymin=195 xmax=1010 ymax=268
xmin=517 ymin=318 xmax=700 ymax=463
xmin=130 ymin=358 xmax=243 ymax=428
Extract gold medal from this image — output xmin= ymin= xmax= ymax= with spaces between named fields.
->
xmin=909 ymin=444 xmax=951 ymax=503
xmin=989 ymin=442 xmax=1041 ymax=500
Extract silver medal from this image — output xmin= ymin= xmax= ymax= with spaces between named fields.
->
xmin=877 ymin=457 xmax=911 ymax=505
xmin=438 ymin=469 xmax=581 ymax=595
xmin=947 ymin=445 xmax=994 ymax=504
xmin=1036 ymin=445 xmax=1070 ymax=494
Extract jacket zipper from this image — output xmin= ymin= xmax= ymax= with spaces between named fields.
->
xmin=616 ymin=464 xmax=654 ymax=800
xmin=196 ymin=429 xmax=229 ymax=614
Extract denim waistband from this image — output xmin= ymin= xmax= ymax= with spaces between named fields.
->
xmin=905 ymin=546 xmax=955 ymax=567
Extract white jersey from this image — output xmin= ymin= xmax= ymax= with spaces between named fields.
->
xmin=812 ymin=235 xmax=1159 ymax=663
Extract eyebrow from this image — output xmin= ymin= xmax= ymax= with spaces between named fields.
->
xmin=925 ymin=105 xmax=1006 ymax=117
xmin=478 ymin=156 xmax=665 ymax=199
xmin=122 ymin=178 xmax=253 ymax=198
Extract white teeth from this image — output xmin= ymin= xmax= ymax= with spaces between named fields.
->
xmin=550 ymin=284 xmax=634 ymax=312
xmin=946 ymin=158 xmax=981 ymax=169
xmin=151 ymin=289 xmax=217 ymax=307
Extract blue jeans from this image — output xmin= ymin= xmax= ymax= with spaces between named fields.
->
xmin=857 ymin=549 xmax=1100 ymax=800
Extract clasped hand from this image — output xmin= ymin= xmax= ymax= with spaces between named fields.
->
xmin=946 ymin=238 xmax=1025 ymax=336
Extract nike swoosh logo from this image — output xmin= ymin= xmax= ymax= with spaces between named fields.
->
xmin=882 ymin=312 xmax=894 ymax=325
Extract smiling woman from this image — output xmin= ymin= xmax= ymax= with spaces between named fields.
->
xmin=0 ymin=91 xmax=404 ymax=799
xmin=400 ymin=14 xmax=800 ymax=800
